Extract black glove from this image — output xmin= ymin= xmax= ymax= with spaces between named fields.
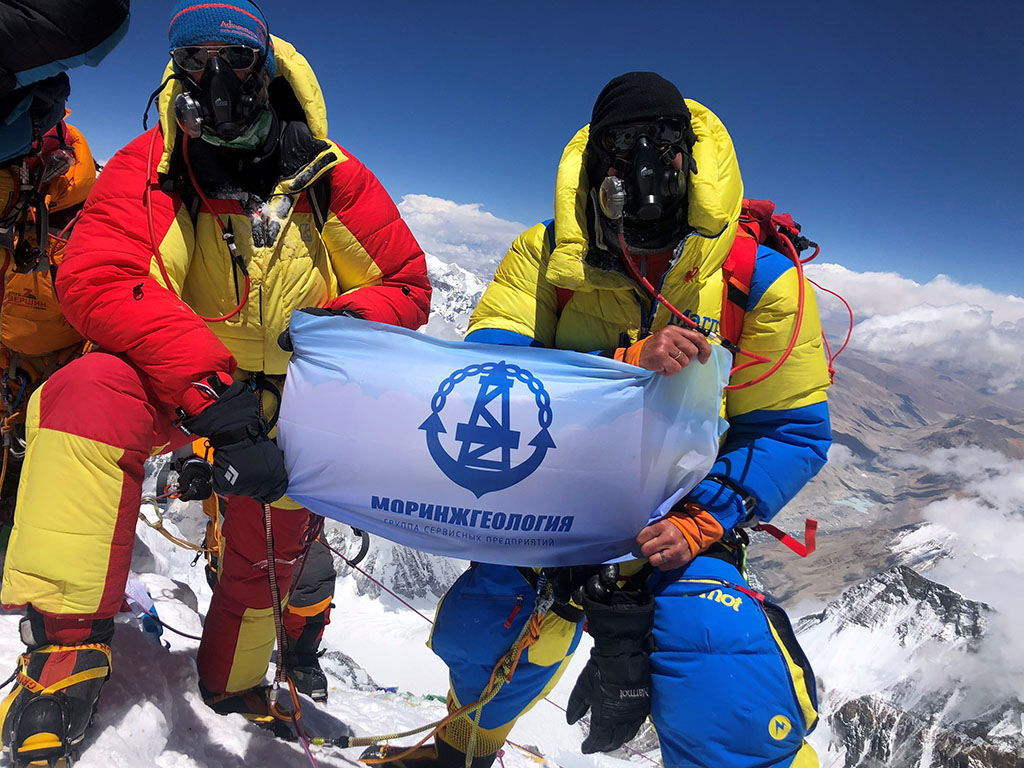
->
xmin=174 ymin=455 xmax=214 ymax=501
xmin=278 ymin=307 xmax=362 ymax=352
xmin=181 ymin=382 xmax=289 ymax=503
xmin=566 ymin=585 xmax=655 ymax=754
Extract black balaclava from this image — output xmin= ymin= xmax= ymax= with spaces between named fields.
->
xmin=585 ymin=72 xmax=697 ymax=258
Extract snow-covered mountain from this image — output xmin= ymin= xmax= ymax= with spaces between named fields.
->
xmin=798 ymin=565 xmax=1023 ymax=767
xmin=421 ymin=253 xmax=487 ymax=341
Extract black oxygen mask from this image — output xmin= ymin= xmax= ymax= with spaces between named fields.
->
xmin=630 ymin=137 xmax=679 ymax=221
xmin=174 ymin=56 xmax=266 ymax=143
xmin=597 ymin=139 xmax=684 ymax=226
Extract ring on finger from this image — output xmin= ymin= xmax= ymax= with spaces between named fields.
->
xmin=670 ymin=350 xmax=683 ymax=361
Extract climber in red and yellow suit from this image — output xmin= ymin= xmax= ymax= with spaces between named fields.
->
xmin=0 ymin=9 xmax=430 ymax=760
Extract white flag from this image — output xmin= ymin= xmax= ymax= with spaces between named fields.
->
xmin=277 ymin=313 xmax=728 ymax=566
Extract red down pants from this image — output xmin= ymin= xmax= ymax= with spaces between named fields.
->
xmin=0 ymin=352 xmax=310 ymax=693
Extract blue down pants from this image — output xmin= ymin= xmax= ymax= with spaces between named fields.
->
xmin=429 ymin=556 xmax=819 ymax=767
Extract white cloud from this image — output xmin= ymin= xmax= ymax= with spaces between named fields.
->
xmin=806 ymin=264 xmax=1024 ymax=390
xmin=399 ymin=194 xmax=525 ymax=278
xmin=890 ymin=446 xmax=1024 ymax=713
xmin=825 ymin=443 xmax=862 ymax=470
xmin=806 ymin=264 xmax=1024 ymax=326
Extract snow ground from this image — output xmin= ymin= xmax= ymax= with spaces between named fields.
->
xmin=0 ymin=503 xmax=645 ymax=768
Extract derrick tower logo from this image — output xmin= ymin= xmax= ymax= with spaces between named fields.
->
xmin=420 ymin=361 xmax=555 ymax=498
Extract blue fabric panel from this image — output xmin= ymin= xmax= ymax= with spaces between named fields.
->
xmin=464 ymin=328 xmax=545 ymax=347
xmin=650 ymin=556 xmax=807 ymax=767
xmin=0 ymin=92 xmax=35 ymax=164
xmin=430 ymin=564 xmax=582 ymax=729
xmin=698 ymin=401 xmax=830 ymax=524
xmin=748 ymin=245 xmax=795 ymax=309
xmin=686 ymin=478 xmax=749 ymax=532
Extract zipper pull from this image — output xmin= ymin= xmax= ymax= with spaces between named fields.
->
xmin=504 ymin=594 xmax=524 ymax=628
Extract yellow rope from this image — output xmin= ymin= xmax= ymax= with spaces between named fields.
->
xmin=0 ymin=443 xmax=8 ymax=493
xmin=341 ymin=582 xmax=553 ymax=765
xmin=138 ymin=497 xmax=213 ymax=553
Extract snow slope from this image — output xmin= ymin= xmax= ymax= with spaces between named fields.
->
xmin=0 ymin=498 xmax=646 ymax=768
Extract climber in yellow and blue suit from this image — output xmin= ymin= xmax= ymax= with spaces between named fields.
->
xmin=394 ymin=73 xmax=830 ymax=768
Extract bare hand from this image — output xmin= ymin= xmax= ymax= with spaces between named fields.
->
xmin=637 ymin=325 xmax=711 ymax=376
xmin=636 ymin=518 xmax=695 ymax=571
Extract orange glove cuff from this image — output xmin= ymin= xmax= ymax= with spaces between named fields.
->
xmin=620 ymin=337 xmax=649 ymax=367
xmin=665 ymin=502 xmax=725 ymax=558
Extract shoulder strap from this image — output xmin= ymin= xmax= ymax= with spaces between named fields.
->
xmin=306 ymin=172 xmax=332 ymax=233
xmin=720 ymin=197 xmax=818 ymax=346
xmin=720 ymin=215 xmax=759 ymax=346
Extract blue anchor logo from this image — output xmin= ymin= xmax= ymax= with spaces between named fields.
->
xmin=420 ymin=361 xmax=555 ymax=498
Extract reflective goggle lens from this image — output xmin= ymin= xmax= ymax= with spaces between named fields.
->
xmin=171 ymin=45 xmax=259 ymax=72
xmin=600 ymin=119 xmax=685 ymax=153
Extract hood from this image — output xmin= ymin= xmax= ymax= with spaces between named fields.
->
xmin=155 ymin=35 xmax=329 ymax=176
xmin=546 ymin=99 xmax=743 ymax=291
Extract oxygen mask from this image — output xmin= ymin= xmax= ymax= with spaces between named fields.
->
xmin=596 ymin=120 xmax=691 ymax=224
xmin=173 ymin=53 xmax=269 ymax=146
xmin=592 ymin=120 xmax=694 ymax=254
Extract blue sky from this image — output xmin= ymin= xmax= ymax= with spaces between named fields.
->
xmin=64 ymin=1 xmax=1024 ymax=295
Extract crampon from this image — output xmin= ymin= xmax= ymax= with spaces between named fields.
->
xmin=0 ymin=643 xmax=111 ymax=768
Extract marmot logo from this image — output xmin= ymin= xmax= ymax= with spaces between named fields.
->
xmin=618 ymin=688 xmax=649 ymax=700
xmin=699 ymin=588 xmax=742 ymax=612
xmin=768 ymin=715 xmax=792 ymax=740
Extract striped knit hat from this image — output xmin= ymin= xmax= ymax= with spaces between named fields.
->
xmin=168 ymin=1 xmax=275 ymax=79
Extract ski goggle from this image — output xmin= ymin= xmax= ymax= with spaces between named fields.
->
xmin=600 ymin=119 xmax=686 ymax=154
xmin=171 ymin=45 xmax=260 ymax=72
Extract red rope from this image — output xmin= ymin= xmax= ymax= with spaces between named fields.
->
xmin=808 ymin=277 xmax=854 ymax=382
xmin=320 ymin=539 xmax=435 ymax=623
xmin=143 ymin=128 xmax=251 ymax=322
xmin=613 ymin=233 xmax=790 ymax=391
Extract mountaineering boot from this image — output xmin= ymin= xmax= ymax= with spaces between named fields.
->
xmin=359 ymin=739 xmax=498 ymax=768
xmin=436 ymin=738 xmax=498 ymax=768
xmin=284 ymin=651 xmax=328 ymax=703
xmin=199 ymin=681 xmax=295 ymax=741
xmin=0 ymin=641 xmax=112 ymax=768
